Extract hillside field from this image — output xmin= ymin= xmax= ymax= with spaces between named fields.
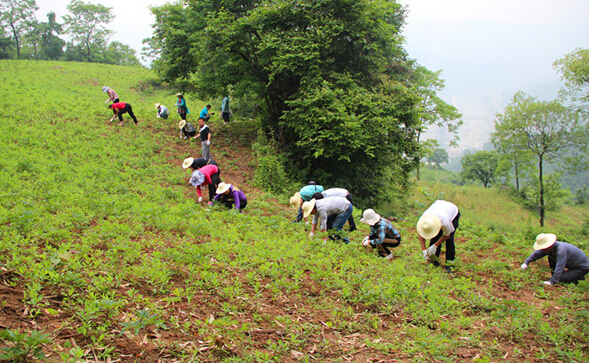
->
xmin=0 ymin=60 xmax=588 ymax=362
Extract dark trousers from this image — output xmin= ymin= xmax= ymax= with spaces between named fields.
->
xmin=548 ymin=258 xmax=589 ymax=284
xmin=220 ymin=198 xmax=247 ymax=210
xmin=208 ymin=171 xmax=222 ymax=201
xmin=222 ymin=111 xmax=230 ymax=122
xmin=325 ymin=205 xmax=353 ymax=244
xmin=179 ymin=112 xmax=187 ymax=120
xmin=117 ymin=103 xmax=138 ymax=124
xmin=429 ymin=211 xmax=460 ymax=263
xmin=370 ymin=235 xmax=401 ymax=257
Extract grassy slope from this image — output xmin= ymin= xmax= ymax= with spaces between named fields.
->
xmin=0 ymin=60 xmax=588 ymax=363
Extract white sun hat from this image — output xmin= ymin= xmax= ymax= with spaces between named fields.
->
xmin=154 ymin=103 xmax=160 ymax=109
xmin=416 ymin=213 xmax=442 ymax=239
xmin=533 ymin=233 xmax=557 ymax=250
xmin=102 ymin=86 xmax=109 ymax=92
xmin=182 ymin=157 xmax=194 ymax=169
xmin=302 ymin=198 xmax=316 ymax=218
xmin=360 ymin=209 xmax=380 ymax=225
xmin=289 ymin=192 xmax=302 ymax=209
xmin=216 ymin=182 xmax=232 ymax=194
xmin=178 ymin=120 xmax=186 ymax=129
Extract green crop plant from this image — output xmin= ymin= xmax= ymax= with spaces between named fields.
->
xmin=0 ymin=329 xmax=52 ymax=363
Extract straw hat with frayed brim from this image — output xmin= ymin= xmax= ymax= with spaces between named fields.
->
xmin=534 ymin=233 xmax=557 ymax=250
xmin=360 ymin=209 xmax=380 ymax=226
xmin=416 ymin=213 xmax=442 ymax=239
xmin=216 ymin=182 xmax=232 ymax=194
xmin=176 ymin=92 xmax=183 ymax=97
xmin=182 ymin=157 xmax=194 ymax=169
xmin=154 ymin=103 xmax=160 ymax=109
xmin=178 ymin=120 xmax=186 ymax=129
xmin=289 ymin=192 xmax=302 ymax=209
xmin=302 ymin=199 xmax=316 ymax=219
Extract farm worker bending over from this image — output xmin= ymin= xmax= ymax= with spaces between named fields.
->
xmin=359 ymin=209 xmax=401 ymax=261
xmin=521 ymin=233 xmax=589 ymax=285
xmin=416 ymin=199 xmax=460 ymax=271
xmin=179 ymin=120 xmax=197 ymax=139
xmin=198 ymin=117 xmax=211 ymax=159
xmin=102 ymin=86 xmax=119 ymax=103
xmin=182 ymin=156 xmax=218 ymax=170
xmin=108 ymin=102 xmax=138 ymax=125
xmin=290 ymin=181 xmax=324 ymax=223
xmin=155 ymin=103 xmax=169 ymax=119
xmin=211 ymin=182 xmax=247 ymax=211
xmin=303 ymin=196 xmax=353 ymax=244
xmin=175 ymin=93 xmax=189 ymax=120
xmin=199 ymin=104 xmax=214 ymax=122
xmin=312 ymin=187 xmax=356 ymax=231
xmin=188 ymin=164 xmax=221 ymax=203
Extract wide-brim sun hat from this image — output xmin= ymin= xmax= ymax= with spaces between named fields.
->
xmin=289 ymin=192 xmax=302 ymax=209
xmin=190 ymin=170 xmax=205 ymax=186
xmin=102 ymin=86 xmax=109 ymax=93
xmin=416 ymin=213 xmax=442 ymax=239
xmin=178 ymin=120 xmax=186 ymax=129
xmin=302 ymin=198 xmax=316 ymax=219
xmin=360 ymin=209 xmax=380 ymax=225
xmin=182 ymin=157 xmax=194 ymax=169
xmin=216 ymin=182 xmax=231 ymax=194
xmin=533 ymin=233 xmax=557 ymax=250
xmin=176 ymin=92 xmax=183 ymax=97
xmin=154 ymin=103 xmax=160 ymax=109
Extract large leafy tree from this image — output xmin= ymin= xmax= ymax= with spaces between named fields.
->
xmin=62 ymin=0 xmax=113 ymax=62
xmin=0 ymin=0 xmax=38 ymax=58
xmin=492 ymin=92 xmax=587 ymax=226
xmin=460 ymin=150 xmax=498 ymax=188
xmin=148 ymin=0 xmax=425 ymax=204
xmin=411 ymin=66 xmax=462 ymax=180
xmin=554 ymin=48 xmax=589 ymax=114
xmin=427 ymin=147 xmax=449 ymax=169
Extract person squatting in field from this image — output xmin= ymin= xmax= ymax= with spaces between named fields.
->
xmin=179 ymin=120 xmax=197 ymax=139
xmin=211 ymin=182 xmax=247 ymax=211
xmin=175 ymin=93 xmax=189 ymax=120
xmin=199 ymin=104 xmax=214 ymax=122
xmin=109 ymin=102 xmax=138 ymax=125
xmin=187 ymin=163 xmax=221 ymax=203
xmin=359 ymin=208 xmax=401 ymax=261
xmin=312 ymin=188 xmax=356 ymax=231
xmin=416 ymin=199 xmax=460 ymax=272
xmin=290 ymin=181 xmax=324 ymax=223
xmin=102 ymin=86 xmax=119 ymax=104
xmin=303 ymin=196 xmax=353 ymax=244
xmin=521 ymin=233 xmax=589 ymax=285
xmin=155 ymin=103 xmax=169 ymax=119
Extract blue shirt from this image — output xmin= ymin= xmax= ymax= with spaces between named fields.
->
xmin=299 ymin=184 xmax=324 ymax=201
xmin=368 ymin=218 xmax=400 ymax=246
xmin=200 ymin=107 xmax=210 ymax=118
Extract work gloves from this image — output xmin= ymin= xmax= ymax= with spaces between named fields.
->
xmin=543 ymin=281 xmax=552 ymax=286
xmin=361 ymin=236 xmax=371 ymax=247
xmin=426 ymin=244 xmax=438 ymax=257
xmin=198 ymin=197 xmax=203 ymax=203
xmin=521 ymin=263 xmax=528 ymax=270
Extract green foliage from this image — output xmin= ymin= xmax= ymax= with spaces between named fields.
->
xmin=251 ymin=131 xmax=290 ymax=194
xmin=554 ymin=48 xmax=589 ymax=113
xmin=427 ymin=147 xmax=449 ymax=168
xmin=0 ymin=0 xmax=38 ymax=58
xmin=460 ymin=150 xmax=499 ymax=188
xmin=148 ymin=0 xmax=423 ymax=205
xmin=0 ymin=329 xmax=52 ymax=362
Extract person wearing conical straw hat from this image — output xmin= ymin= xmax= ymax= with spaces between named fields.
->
xmin=179 ymin=119 xmax=197 ymax=139
xmin=175 ymin=93 xmax=190 ymax=120
xmin=289 ymin=181 xmax=324 ymax=223
xmin=521 ymin=233 xmax=589 ymax=285
xmin=182 ymin=157 xmax=221 ymax=202
xmin=416 ymin=199 xmax=460 ymax=271
xmin=302 ymin=196 xmax=353 ymax=244
xmin=211 ymin=182 xmax=247 ymax=211
xmin=155 ymin=103 xmax=169 ymax=119
xmin=359 ymin=209 xmax=401 ymax=261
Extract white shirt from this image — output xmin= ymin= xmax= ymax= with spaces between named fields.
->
xmin=322 ymin=188 xmax=349 ymax=198
xmin=423 ymin=200 xmax=459 ymax=236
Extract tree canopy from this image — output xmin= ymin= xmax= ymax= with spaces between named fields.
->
xmin=148 ymin=0 xmax=440 ymax=204
xmin=460 ymin=150 xmax=498 ymax=188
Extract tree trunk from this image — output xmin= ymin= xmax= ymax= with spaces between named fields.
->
xmin=514 ymin=154 xmax=519 ymax=190
xmin=539 ymin=155 xmax=544 ymax=227
xmin=10 ymin=23 xmax=20 ymax=58
xmin=416 ymin=130 xmax=422 ymax=180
